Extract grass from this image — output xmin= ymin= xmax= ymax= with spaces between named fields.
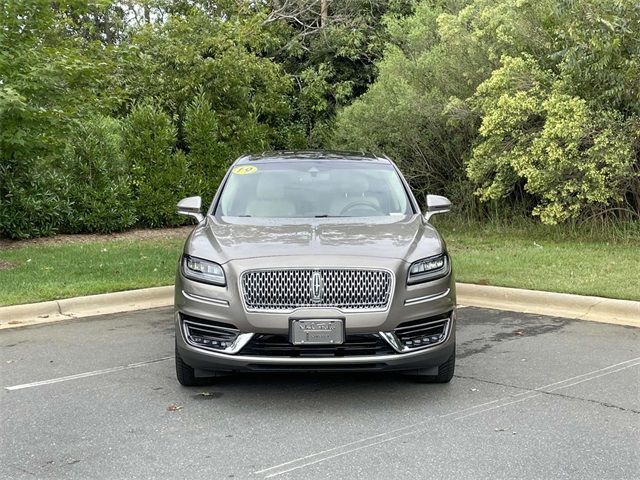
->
xmin=0 ymin=238 xmax=185 ymax=306
xmin=0 ymin=219 xmax=638 ymax=306
xmin=435 ymin=218 xmax=640 ymax=301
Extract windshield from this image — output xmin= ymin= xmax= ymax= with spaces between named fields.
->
xmin=216 ymin=161 xmax=414 ymax=218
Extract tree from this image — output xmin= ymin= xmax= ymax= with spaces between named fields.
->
xmin=0 ymin=0 xmax=116 ymax=238
xmin=333 ymin=0 xmax=640 ymax=222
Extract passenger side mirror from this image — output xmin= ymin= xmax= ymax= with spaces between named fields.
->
xmin=424 ymin=194 xmax=451 ymax=222
xmin=177 ymin=196 xmax=204 ymax=222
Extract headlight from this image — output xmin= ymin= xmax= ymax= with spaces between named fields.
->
xmin=407 ymin=253 xmax=449 ymax=284
xmin=182 ymin=255 xmax=226 ymax=286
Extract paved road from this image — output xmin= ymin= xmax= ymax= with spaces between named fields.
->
xmin=1 ymin=307 xmax=638 ymax=479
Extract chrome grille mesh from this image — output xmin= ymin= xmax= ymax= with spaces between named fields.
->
xmin=241 ymin=269 xmax=393 ymax=312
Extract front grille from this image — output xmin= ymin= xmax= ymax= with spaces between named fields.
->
xmin=240 ymin=334 xmax=396 ymax=357
xmin=240 ymin=268 xmax=393 ymax=312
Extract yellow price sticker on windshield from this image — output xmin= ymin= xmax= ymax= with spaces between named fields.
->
xmin=232 ymin=166 xmax=257 ymax=175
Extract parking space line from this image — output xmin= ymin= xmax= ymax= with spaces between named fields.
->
xmin=4 ymin=356 xmax=172 ymax=391
xmin=255 ymin=356 xmax=640 ymax=478
xmin=454 ymin=362 xmax=640 ymax=421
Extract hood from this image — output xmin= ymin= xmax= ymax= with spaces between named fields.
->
xmin=186 ymin=215 xmax=444 ymax=264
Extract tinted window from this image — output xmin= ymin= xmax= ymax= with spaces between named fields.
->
xmin=217 ymin=161 xmax=413 ymax=218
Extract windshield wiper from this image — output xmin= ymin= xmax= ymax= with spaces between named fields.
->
xmin=314 ymin=215 xmax=347 ymax=218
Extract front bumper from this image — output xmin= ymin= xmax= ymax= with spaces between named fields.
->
xmin=176 ymin=313 xmax=455 ymax=374
xmin=174 ymin=256 xmax=456 ymax=374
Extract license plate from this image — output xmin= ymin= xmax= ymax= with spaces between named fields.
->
xmin=290 ymin=319 xmax=344 ymax=345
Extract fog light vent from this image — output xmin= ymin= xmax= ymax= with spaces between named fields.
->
xmin=379 ymin=314 xmax=451 ymax=353
xmin=395 ymin=318 xmax=448 ymax=350
xmin=181 ymin=315 xmax=240 ymax=351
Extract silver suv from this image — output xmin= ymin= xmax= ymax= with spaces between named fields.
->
xmin=174 ymin=151 xmax=456 ymax=385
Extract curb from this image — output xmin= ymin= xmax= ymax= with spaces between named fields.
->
xmin=1 ymin=283 xmax=638 ymax=330
xmin=0 ymin=286 xmax=173 ymax=330
xmin=456 ymin=284 xmax=640 ymax=328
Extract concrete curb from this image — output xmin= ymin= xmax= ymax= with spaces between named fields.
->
xmin=1 ymin=283 xmax=638 ymax=330
xmin=457 ymin=284 xmax=640 ymax=328
xmin=0 ymin=286 xmax=173 ymax=330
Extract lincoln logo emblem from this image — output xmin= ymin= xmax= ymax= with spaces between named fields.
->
xmin=310 ymin=271 xmax=323 ymax=302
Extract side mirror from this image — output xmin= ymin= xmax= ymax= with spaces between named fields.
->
xmin=177 ymin=196 xmax=204 ymax=222
xmin=424 ymin=194 xmax=451 ymax=222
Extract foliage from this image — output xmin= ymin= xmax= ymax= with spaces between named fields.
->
xmin=123 ymin=103 xmax=187 ymax=228
xmin=123 ymin=7 xmax=292 ymax=150
xmin=183 ymin=94 xmax=224 ymax=206
xmin=0 ymin=0 xmax=120 ymax=238
xmin=1 ymin=0 xmax=639 ymax=237
xmin=332 ymin=1 xmax=478 ymax=210
xmin=271 ymin=0 xmax=416 ymax=146
xmin=334 ymin=0 xmax=640 ymax=223
xmin=468 ymin=56 xmax=634 ymax=224
xmin=0 ymin=86 xmax=69 ymax=239
xmin=62 ymin=116 xmax=136 ymax=233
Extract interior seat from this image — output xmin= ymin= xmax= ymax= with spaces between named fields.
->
xmin=245 ymin=172 xmax=296 ymax=217
xmin=329 ymin=174 xmax=380 ymax=216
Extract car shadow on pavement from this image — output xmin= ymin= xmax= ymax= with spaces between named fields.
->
xmin=174 ymin=371 xmax=457 ymax=413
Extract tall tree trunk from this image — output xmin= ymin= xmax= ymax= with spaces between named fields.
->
xmin=320 ymin=0 xmax=328 ymax=27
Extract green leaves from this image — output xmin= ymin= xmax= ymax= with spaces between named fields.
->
xmin=123 ymin=103 xmax=187 ymax=228
xmin=62 ymin=116 xmax=136 ymax=233
xmin=334 ymin=0 xmax=640 ymax=223
xmin=467 ymin=52 xmax=635 ymax=223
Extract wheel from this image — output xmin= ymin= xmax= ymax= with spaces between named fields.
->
xmin=175 ymin=344 xmax=200 ymax=386
xmin=412 ymin=349 xmax=455 ymax=384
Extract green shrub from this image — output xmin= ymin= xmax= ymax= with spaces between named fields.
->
xmin=0 ymin=168 xmax=68 ymax=239
xmin=183 ymin=94 xmax=228 ymax=205
xmin=333 ymin=0 xmax=640 ymax=222
xmin=61 ymin=116 xmax=136 ymax=233
xmin=467 ymin=56 xmax=635 ymax=224
xmin=123 ymin=103 xmax=188 ymax=228
xmin=0 ymin=86 xmax=69 ymax=239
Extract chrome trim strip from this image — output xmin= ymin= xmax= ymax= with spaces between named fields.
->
xmin=238 ymin=266 xmax=395 ymax=314
xmin=404 ymin=288 xmax=450 ymax=306
xmin=182 ymin=318 xmax=239 ymax=333
xmin=393 ymin=318 xmax=448 ymax=333
xmin=181 ymin=336 xmax=451 ymax=363
xmin=182 ymin=291 xmax=230 ymax=307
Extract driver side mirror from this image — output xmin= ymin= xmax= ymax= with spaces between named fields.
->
xmin=177 ymin=196 xmax=204 ymax=222
xmin=424 ymin=194 xmax=451 ymax=222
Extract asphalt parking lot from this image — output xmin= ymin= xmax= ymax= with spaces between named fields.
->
xmin=1 ymin=307 xmax=638 ymax=479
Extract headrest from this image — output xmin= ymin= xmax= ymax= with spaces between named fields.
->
xmin=331 ymin=171 xmax=370 ymax=196
xmin=256 ymin=172 xmax=286 ymax=200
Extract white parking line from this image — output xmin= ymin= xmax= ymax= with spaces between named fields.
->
xmin=4 ymin=356 xmax=172 ymax=391
xmin=255 ymin=356 xmax=640 ymax=478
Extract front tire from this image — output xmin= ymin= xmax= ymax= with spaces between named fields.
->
xmin=413 ymin=349 xmax=455 ymax=384
xmin=175 ymin=344 xmax=200 ymax=386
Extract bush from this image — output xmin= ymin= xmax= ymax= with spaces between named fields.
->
xmin=467 ymin=56 xmax=635 ymax=224
xmin=331 ymin=1 xmax=482 ymax=209
xmin=333 ymin=0 xmax=640 ymax=223
xmin=0 ymin=87 xmax=69 ymax=239
xmin=123 ymin=103 xmax=188 ymax=228
xmin=183 ymin=94 xmax=229 ymax=206
xmin=61 ymin=116 xmax=136 ymax=233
